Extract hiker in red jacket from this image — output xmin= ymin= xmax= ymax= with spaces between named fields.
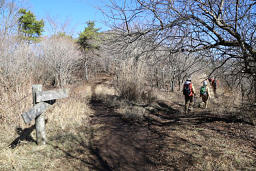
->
xmin=183 ymin=78 xmax=195 ymax=114
xmin=208 ymin=77 xmax=218 ymax=97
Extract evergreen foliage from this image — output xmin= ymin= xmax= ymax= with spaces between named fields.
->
xmin=77 ymin=21 xmax=100 ymax=51
xmin=18 ymin=8 xmax=44 ymax=42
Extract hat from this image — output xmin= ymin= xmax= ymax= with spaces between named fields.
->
xmin=186 ymin=77 xmax=192 ymax=81
xmin=203 ymin=80 xmax=207 ymax=86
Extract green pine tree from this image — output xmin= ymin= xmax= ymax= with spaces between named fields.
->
xmin=77 ymin=21 xmax=100 ymax=51
xmin=18 ymin=8 xmax=44 ymax=42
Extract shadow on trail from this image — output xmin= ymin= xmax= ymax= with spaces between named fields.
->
xmin=189 ymin=112 xmax=254 ymax=125
xmin=143 ymin=99 xmax=254 ymax=128
xmin=85 ymin=97 xmax=174 ymax=170
xmin=9 ymin=125 xmax=36 ymax=149
xmin=9 ymin=119 xmax=49 ymax=149
xmin=48 ymin=129 xmax=113 ymax=171
xmin=48 ymin=89 xmax=255 ymax=170
xmin=47 ymin=95 xmax=178 ymax=170
xmin=84 ymin=97 xmax=255 ymax=170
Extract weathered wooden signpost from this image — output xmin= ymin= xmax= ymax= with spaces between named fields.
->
xmin=22 ymin=85 xmax=69 ymax=145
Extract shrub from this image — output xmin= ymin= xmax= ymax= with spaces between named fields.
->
xmin=38 ymin=36 xmax=83 ymax=87
xmin=115 ymin=59 xmax=153 ymax=103
xmin=0 ymin=37 xmax=33 ymax=128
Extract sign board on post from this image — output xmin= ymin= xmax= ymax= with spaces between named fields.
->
xmin=21 ymin=85 xmax=69 ymax=145
xmin=22 ymin=102 xmax=50 ymax=124
xmin=36 ymin=89 xmax=69 ymax=103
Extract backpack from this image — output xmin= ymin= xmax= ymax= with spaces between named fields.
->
xmin=213 ymin=79 xmax=217 ymax=87
xmin=200 ymin=86 xmax=207 ymax=96
xmin=183 ymin=81 xmax=192 ymax=96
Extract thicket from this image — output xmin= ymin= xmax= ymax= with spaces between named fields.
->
xmin=99 ymin=0 xmax=256 ymax=105
xmin=0 ymin=1 xmax=94 ymax=129
xmin=1 ymin=0 xmax=256 ymax=130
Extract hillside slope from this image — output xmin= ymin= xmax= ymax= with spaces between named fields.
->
xmin=0 ymin=74 xmax=256 ymax=170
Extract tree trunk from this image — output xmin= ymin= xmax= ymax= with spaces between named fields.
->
xmin=171 ymin=74 xmax=175 ymax=92
xmin=241 ymin=83 xmax=244 ymax=105
xmin=84 ymin=61 xmax=88 ymax=81
xmin=161 ymin=69 xmax=164 ymax=89
xmin=171 ymin=79 xmax=174 ymax=92
xmin=155 ymin=68 xmax=159 ymax=88
xmin=254 ymin=75 xmax=256 ymax=104
xmin=178 ymin=75 xmax=182 ymax=91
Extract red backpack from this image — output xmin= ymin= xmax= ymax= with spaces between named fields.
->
xmin=183 ymin=82 xmax=193 ymax=96
xmin=212 ymin=79 xmax=217 ymax=87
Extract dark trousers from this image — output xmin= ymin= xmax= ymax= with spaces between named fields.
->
xmin=184 ymin=95 xmax=193 ymax=113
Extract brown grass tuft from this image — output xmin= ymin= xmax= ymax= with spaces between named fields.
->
xmin=114 ymin=59 xmax=154 ymax=103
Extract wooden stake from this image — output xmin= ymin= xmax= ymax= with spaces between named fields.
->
xmin=32 ymin=85 xmax=46 ymax=145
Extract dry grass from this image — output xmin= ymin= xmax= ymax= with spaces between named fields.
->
xmin=0 ymin=79 xmax=33 ymax=136
xmin=1 ymin=73 xmax=256 ymax=170
xmin=0 ymin=76 xmax=120 ymax=170
xmin=114 ymin=59 xmax=152 ymax=102
xmin=166 ymin=125 xmax=256 ymax=170
xmin=116 ymin=105 xmax=146 ymax=123
xmin=0 ymin=81 xmax=96 ymax=170
xmin=46 ymin=98 xmax=93 ymax=131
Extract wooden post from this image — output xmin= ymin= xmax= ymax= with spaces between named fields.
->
xmin=32 ymin=85 xmax=46 ymax=145
xmin=21 ymin=85 xmax=69 ymax=146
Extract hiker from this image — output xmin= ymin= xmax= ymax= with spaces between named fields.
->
xmin=208 ymin=77 xmax=217 ymax=97
xmin=183 ymin=78 xmax=195 ymax=114
xmin=200 ymin=80 xmax=210 ymax=108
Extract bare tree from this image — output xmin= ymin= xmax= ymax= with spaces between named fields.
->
xmin=45 ymin=15 xmax=76 ymax=37
xmin=0 ymin=37 xmax=33 ymax=90
xmin=38 ymin=36 xmax=83 ymax=87
xmin=101 ymin=24 xmax=207 ymax=93
xmin=102 ymin=0 xmax=256 ymax=102
xmin=0 ymin=0 xmax=23 ymax=37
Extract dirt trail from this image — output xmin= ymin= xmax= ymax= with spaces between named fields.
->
xmin=81 ymin=76 xmax=256 ymax=170
xmin=2 ymin=75 xmax=255 ymax=170
xmin=88 ymin=98 xmax=166 ymax=170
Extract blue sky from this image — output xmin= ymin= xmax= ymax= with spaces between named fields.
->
xmin=28 ymin=0 xmax=110 ymax=37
